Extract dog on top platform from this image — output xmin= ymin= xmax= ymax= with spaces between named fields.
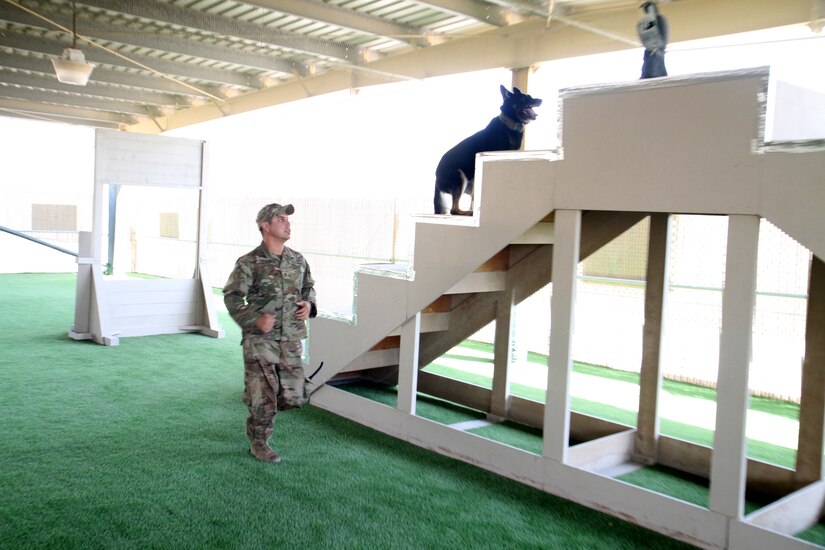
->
xmin=433 ymin=85 xmax=542 ymax=215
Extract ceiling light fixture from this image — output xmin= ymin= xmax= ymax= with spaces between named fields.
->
xmin=51 ymin=2 xmax=94 ymax=86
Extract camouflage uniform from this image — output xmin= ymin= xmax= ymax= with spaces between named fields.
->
xmin=223 ymin=203 xmax=317 ymax=461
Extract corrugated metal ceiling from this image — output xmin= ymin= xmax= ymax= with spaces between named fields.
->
xmin=0 ymin=0 xmax=819 ymax=132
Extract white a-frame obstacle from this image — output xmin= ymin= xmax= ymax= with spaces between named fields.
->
xmin=69 ymin=129 xmax=223 ymax=346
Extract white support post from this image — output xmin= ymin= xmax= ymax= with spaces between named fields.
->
xmin=491 ymin=287 xmax=516 ymax=419
xmin=193 ymin=141 xmax=223 ymax=338
xmin=709 ymin=214 xmax=760 ymax=520
xmin=544 ymin=209 xmax=581 ymax=463
xmin=397 ymin=312 xmax=421 ymax=414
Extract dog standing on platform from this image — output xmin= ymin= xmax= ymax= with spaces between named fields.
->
xmin=434 ymin=85 xmax=542 ymax=215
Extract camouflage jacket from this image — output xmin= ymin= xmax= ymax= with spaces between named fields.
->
xmin=223 ymin=243 xmax=317 ymax=341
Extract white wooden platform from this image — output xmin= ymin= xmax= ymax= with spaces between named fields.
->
xmin=307 ymin=68 xmax=825 ymax=549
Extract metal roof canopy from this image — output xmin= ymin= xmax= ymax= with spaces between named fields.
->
xmin=0 ymin=0 xmax=820 ymax=133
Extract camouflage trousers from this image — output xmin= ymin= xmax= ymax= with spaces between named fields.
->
xmin=241 ymin=338 xmax=308 ymax=444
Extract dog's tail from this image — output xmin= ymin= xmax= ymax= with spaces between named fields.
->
xmin=433 ymin=183 xmax=444 ymax=214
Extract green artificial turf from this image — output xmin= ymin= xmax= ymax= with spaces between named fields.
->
xmin=1 ymin=273 xmax=697 ymax=549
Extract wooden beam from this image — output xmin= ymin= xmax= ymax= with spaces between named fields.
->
xmin=796 ymin=255 xmax=825 ymax=483
xmin=544 ymin=209 xmax=581 ymax=463
xmin=635 ymin=214 xmax=671 ymax=463
xmin=491 ymin=287 xmax=516 ymax=418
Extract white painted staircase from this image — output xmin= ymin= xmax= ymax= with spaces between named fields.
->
xmin=306 ymin=151 xmax=565 ymax=386
xmin=303 ymin=68 xmax=825 ymax=550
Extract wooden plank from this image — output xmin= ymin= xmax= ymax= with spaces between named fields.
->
xmin=117 ymin=325 xmax=205 ymax=338
xmin=512 ymin=222 xmax=555 ymax=245
xmin=104 ymin=278 xmax=197 ymax=294
xmin=444 ymin=271 xmax=506 ymax=294
xmin=397 ymin=313 xmax=421 ymax=414
xmin=730 ymin=520 xmax=823 ymax=550
xmin=747 ymin=479 xmax=825 ymax=535
xmin=491 ymin=287 xmax=516 ymax=418
xmin=567 ymin=429 xmax=636 ymax=473
xmin=388 ymin=312 xmax=448 ymax=335
xmin=370 ymin=336 xmax=400 ymax=351
xmin=339 ymin=349 xmax=399 ymax=373
xmin=107 ymin=290 xmax=198 ymax=306
xmin=475 ymin=248 xmax=510 ymax=272
xmin=709 ymin=214 xmax=760 ymax=519
xmin=635 ymin=214 xmax=672 ymax=463
xmin=422 ymin=295 xmax=452 ymax=313
xmin=109 ymin=301 xmax=197 ymax=317
xmin=796 ymin=256 xmax=825 ymax=482
xmin=113 ymin=312 xmax=198 ymax=330
xmin=418 ymin=371 xmax=491 ymax=412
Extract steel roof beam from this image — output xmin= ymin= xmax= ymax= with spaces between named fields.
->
xmin=0 ymin=84 xmax=153 ymax=116
xmin=76 ymin=0 xmax=357 ymax=61
xmin=0 ymin=32 xmax=267 ymax=89
xmin=0 ymin=96 xmax=138 ymax=124
xmin=415 ymin=0 xmax=510 ymax=25
xmin=0 ymin=3 xmax=306 ymax=75
xmin=0 ymin=67 xmax=187 ymax=107
xmin=243 ymin=0 xmax=427 ymax=44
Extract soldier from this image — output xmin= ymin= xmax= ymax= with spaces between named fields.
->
xmin=637 ymin=1 xmax=668 ymax=79
xmin=223 ymin=203 xmax=317 ymax=463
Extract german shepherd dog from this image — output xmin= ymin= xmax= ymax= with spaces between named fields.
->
xmin=434 ymin=85 xmax=542 ymax=215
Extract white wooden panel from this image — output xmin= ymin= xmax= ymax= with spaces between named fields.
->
xmin=557 ymin=69 xmax=766 ymax=215
xmin=109 ymin=301 xmax=197 ymax=318
xmin=105 ymin=278 xmax=198 ymax=294
xmin=729 ymin=521 xmax=822 ymax=550
xmin=107 ymin=286 xmax=198 ymax=303
xmin=747 ymin=479 xmax=825 ymax=534
xmin=107 ymin=287 xmax=198 ymax=304
xmin=95 ymin=129 xmax=204 ymax=188
xmin=758 ymin=149 xmax=825 ymax=261
xmin=114 ymin=312 xmax=198 ymax=330
xmin=117 ymin=325 xmax=203 ymax=338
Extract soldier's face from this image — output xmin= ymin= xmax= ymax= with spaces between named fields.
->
xmin=262 ymin=215 xmax=291 ymax=240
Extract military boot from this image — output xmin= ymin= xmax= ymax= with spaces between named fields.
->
xmin=250 ymin=440 xmax=282 ymax=463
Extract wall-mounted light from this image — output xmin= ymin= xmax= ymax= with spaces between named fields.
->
xmin=52 ymin=2 xmax=94 ymax=86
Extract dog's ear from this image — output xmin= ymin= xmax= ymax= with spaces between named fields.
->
xmin=500 ymin=85 xmax=512 ymax=100
xmin=512 ymin=87 xmax=523 ymax=96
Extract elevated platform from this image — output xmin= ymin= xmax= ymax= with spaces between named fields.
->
xmin=307 ymin=68 xmax=825 ymax=549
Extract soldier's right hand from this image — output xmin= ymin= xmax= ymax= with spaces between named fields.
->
xmin=255 ymin=313 xmax=275 ymax=333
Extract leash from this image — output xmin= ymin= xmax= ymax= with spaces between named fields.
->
xmin=308 ymin=361 xmax=324 ymax=380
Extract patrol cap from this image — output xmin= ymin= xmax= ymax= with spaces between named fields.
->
xmin=256 ymin=203 xmax=295 ymax=224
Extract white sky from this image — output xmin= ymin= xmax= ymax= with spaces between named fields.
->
xmin=1 ymin=24 xmax=823 ymax=205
